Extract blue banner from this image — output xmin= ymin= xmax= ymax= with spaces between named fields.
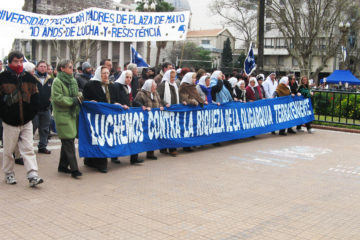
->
xmin=78 ymin=96 xmax=314 ymax=158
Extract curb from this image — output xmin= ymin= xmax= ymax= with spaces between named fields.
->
xmin=312 ymin=124 xmax=360 ymax=134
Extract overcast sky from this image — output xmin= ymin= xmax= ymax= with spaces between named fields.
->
xmin=0 ymin=0 xmax=223 ymax=59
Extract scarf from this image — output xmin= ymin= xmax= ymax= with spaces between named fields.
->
xmin=9 ymin=65 xmax=24 ymax=75
xmin=57 ymin=71 xmax=78 ymax=97
xmin=162 ymin=70 xmax=179 ymax=104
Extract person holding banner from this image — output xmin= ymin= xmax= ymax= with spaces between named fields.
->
xmin=197 ymin=75 xmax=212 ymax=103
xmin=227 ymin=77 xmax=240 ymax=101
xmin=297 ymin=76 xmax=314 ymax=134
xmin=210 ymin=71 xmax=233 ymax=104
xmin=157 ymin=69 xmax=179 ymax=157
xmin=246 ymin=77 xmax=263 ymax=102
xmin=82 ymin=66 xmax=119 ymax=173
xmin=113 ymin=70 xmax=144 ymax=165
xmin=263 ymin=72 xmax=278 ymax=99
xmin=135 ymin=79 xmax=169 ymax=160
xmin=235 ymin=80 xmax=247 ymax=103
xmin=52 ymin=59 xmax=83 ymax=179
xmin=154 ymin=62 xmax=173 ymax=86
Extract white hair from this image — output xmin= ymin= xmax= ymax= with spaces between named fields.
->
xmin=23 ymin=62 xmax=35 ymax=73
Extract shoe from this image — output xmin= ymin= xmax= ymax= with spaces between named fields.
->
xmin=288 ymin=129 xmax=296 ymax=134
xmin=15 ymin=158 xmax=24 ymax=165
xmin=5 ymin=175 xmax=16 ymax=185
xmin=58 ymin=167 xmax=71 ymax=174
xmin=111 ymin=158 xmax=121 ymax=164
xmin=71 ymin=170 xmax=82 ymax=178
xmin=213 ymin=143 xmax=221 ymax=146
xmin=297 ymin=128 xmax=304 ymax=132
xmin=130 ymin=157 xmax=144 ymax=165
xmin=307 ymin=128 xmax=314 ymax=134
xmin=159 ymin=149 xmax=168 ymax=154
xmin=169 ymin=151 xmax=177 ymax=157
xmin=38 ymin=148 xmax=51 ymax=154
xmin=279 ymin=132 xmax=287 ymax=136
xmin=183 ymin=147 xmax=193 ymax=152
xmin=271 ymin=131 xmax=276 ymax=135
xmin=97 ymin=168 xmax=108 ymax=173
xmin=29 ymin=176 xmax=44 ymax=187
xmin=146 ymin=155 xmax=158 ymax=160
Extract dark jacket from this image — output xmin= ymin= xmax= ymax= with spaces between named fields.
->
xmin=246 ymin=85 xmax=262 ymax=101
xmin=0 ymin=67 xmax=38 ymax=126
xmin=234 ymin=86 xmax=246 ymax=102
xmin=289 ymin=81 xmax=299 ymax=94
xmin=113 ymin=82 xmax=141 ymax=107
xmin=224 ymin=80 xmax=234 ymax=98
xmin=210 ymin=79 xmax=224 ymax=102
xmin=76 ymin=73 xmax=92 ymax=92
xmin=157 ymin=81 xmax=178 ymax=105
xmin=134 ymin=90 xmax=165 ymax=108
xmin=34 ymin=72 xmax=53 ymax=111
xmin=131 ymin=75 xmax=140 ymax=98
xmin=83 ymin=81 xmax=118 ymax=104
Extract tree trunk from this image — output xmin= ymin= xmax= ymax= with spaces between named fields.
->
xmin=146 ymin=41 xmax=151 ymax=65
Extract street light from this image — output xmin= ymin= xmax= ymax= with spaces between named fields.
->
xmin=339 ymin=21 xmax=351 ymax=70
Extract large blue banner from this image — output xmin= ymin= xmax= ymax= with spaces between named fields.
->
xmin=78 ymin=96 xmax=314 ymax=158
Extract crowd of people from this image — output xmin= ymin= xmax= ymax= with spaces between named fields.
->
xmin=0 ymin=50 xmax=314 ymax=186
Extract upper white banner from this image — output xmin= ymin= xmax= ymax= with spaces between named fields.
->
xmin=0 ymin=7 xmax=190 ymax=42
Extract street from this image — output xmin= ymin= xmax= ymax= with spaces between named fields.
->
xmin=0 ymin=129 xmax=359 ymax=239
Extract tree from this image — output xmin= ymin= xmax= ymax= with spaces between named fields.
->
xmin=234 ymin=52 xmax=247 ymax=69
xmin=267 ymin=0 xmax=359 ymax=83
xmin=221 ymin=38 xmax=233 ymax=74
xmin=209 ymin=0 xmax=257 ymax=49
xmin=166 ymin=42 xmax=213 ymax=70
xmin=136 ymin=0 xmax=175 ymax=66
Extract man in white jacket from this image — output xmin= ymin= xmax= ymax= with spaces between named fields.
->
xmin=262 ymin=72 xmax=278 ymax=98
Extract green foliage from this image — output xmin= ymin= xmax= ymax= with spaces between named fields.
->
xmin=167 ymin=42 xmax=213 ymax=70
xmin=136 ymin=0 xmax=175 ymax=12
xmin=234 ymin=52 xmax=246 ymax=69
xmin=221 ymin=38 xmax=233 ymax=74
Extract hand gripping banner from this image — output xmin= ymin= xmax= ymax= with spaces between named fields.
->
xmin=0 ymin=7 xmax=190 ymax=41
xmin=78 ymin=96 xmax=315 ymax=158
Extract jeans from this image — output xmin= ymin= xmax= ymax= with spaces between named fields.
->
xmin=33 ymin=109 xmax=51 ymax=149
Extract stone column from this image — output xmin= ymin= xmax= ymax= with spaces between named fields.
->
xmin=47 ymin=41 xmax=51 ymax=64
xmin=96 ymin=41 xmax=101 ymax=67
xmin=38 ymin=41 xmax=43 ymax=61
xmin=108 ymin=41 xmax=113 ymax=60
xmin=119 ymin=42 xmax=124 ymax=70
xmin=65 ymin=43 xmax=70 ymax=59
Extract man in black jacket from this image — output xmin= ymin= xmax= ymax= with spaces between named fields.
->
xmin=0 ymin=51 xmax=44 ymax=187
xmin=75 ymin=62 xmax=92 ymax=92
xmin=33 ymin=60 xmax=53 ymax=154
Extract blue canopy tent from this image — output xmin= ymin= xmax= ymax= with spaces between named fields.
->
xmin=320 ymin=70 xmax=360 ymax=85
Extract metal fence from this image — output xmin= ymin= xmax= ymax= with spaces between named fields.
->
xmin=312 ymin=89 xmax=360 ymax=126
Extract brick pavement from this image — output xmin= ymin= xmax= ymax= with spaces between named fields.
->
xmin=0 ymin=129 xmax=360 ymax=239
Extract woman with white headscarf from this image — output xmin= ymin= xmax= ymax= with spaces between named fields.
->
xmin=83 ymin=66 xmax=119 ymax=173
xmin=179 ymin=72 xmax=206 ymax=106
xmin=113 ymin=70 xmax=144 ymax=165
xmin=235 ymin=80 xmax=247 ymax=102
xmin=210 ymin=70 xmax=233 ymax=104
xmin=227 ymin=77 xmax=239 ymax=101
xmin=246 ymin=77 xmax=263 ymax=102
xmin=135 ymin=79 xmax=169 ymax=160
xmin=197 ymin=75 xmax=212 ymax=103
xmin=157 ymin=69 xmax=179 ymax=156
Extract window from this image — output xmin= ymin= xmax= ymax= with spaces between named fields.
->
xmin=267 ymin=0 xmax=272 ymax=6
xmin=47 ymin=0 xmax=51 ymax=4
xmin=278 ymin=56 xmax=285 ymax=66
xmin=266 ymin=23 xmax=272 ymax=31
xmin=201 ymin=40 xmax=210 ymax=45
xmin=292 ymin=57 xmax=298 ymax=67
xmin=264 ymin=56 xmax=271 ymax=66
xmin=266 ymin=10 xmax=272 ymax=18
xmin=275 ymin=38 xmax=286 ymax=48
xmin=265 ymin=38 xmax=274 ymax=48
xmin=116 ymin=7 xmax=119 ymax=10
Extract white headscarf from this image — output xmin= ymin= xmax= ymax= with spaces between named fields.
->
xmin=249 ymin=77 xmax=259 ymax=93
xmin=90 ymin=66 xmax=101 ymax=81
xmin=180 ymin=72 xmax=195 ymax=85
xmin=228 ymin=77 xmax=238 ymax=88
xmin=279 ymin=76 xmax=289 ymax=85
xmin=142 ymin=79 xmax=155 ymax=100
xmin=115 ymin=70 xmax=132 ymax=93
xmin=236 ymin=80 xmax=246 ymax=89
xmin=265 ymin=72 xmax=276 ymax=82
xmin=210 ymin=70 xmax=222 ymax=80
xmin=161 ymin=69 xmax=179 ymax=104
xmin=199 ymin=75 xmax=210 ymax=87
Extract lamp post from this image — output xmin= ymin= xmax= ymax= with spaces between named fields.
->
xmin=138 ymin=0 xmax=157 ymax=65
xmin=339 ymin=21 xmax=351 ymax=70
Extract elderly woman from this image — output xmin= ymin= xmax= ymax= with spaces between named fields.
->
xmin=235 ymin=80 xmax=247 ymax=102
xmin=179 ymin=72 xmax=206 ymax=151
xmin=157 ymin=69 xmax=179 ymax=156
xmin=113 ymin=70 xmax=144 ymax=165
xmin=135 ymin=79 xmax=168 ymax=160
xmin=297 ymin=76 xmax=314 ymax=133
xmin=246 ymin=77 xmax=263 ymax=102
xmin=227 ymin=77 xmax=240 ymax=101
xmin=274 ymin=76 xmax=297 ymax=135
xmin=82 ymin=66 xmax=119 ymax=173
xmin=197 ymin=75 xmax=212 ymax=103
xmin=210 ymin=71 xmax=233 ymax=104
xmin=51 ymin=59 xmax=82 ymax=178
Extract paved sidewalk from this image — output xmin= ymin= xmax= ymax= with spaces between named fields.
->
xmin=1 ymin=129 xmax=360 ymax=239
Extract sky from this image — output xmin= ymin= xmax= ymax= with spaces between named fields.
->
xmin=0 ymin=0 xmax=223 ymax=59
